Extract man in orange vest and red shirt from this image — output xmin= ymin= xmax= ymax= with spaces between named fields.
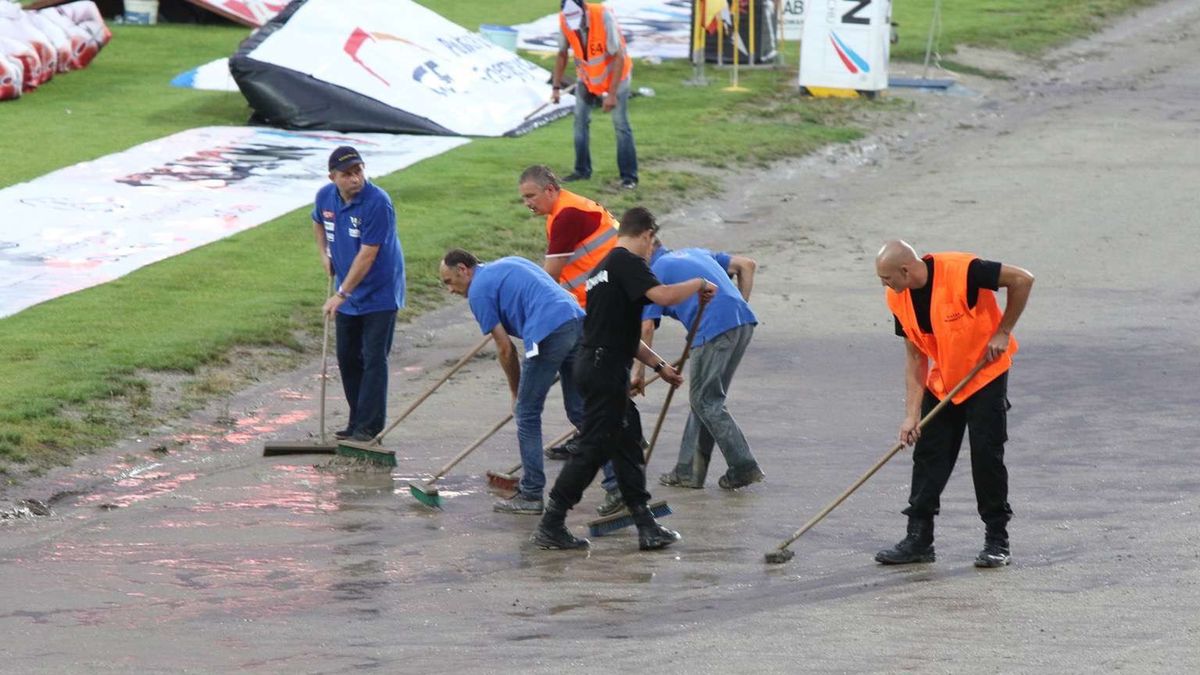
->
xmin=874 ymin=240 xmax=1034 ymax=568
xmin=551 ymin=0 xmax=638 ymax=190
xmin=519 ymin=164 xmax=623 ymax=511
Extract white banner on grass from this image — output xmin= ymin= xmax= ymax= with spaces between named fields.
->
xmin=515 ymin=0 xmax=694 ymax=61
xmin=242 ymin=0 xmax=570 ymax=137
xmin=0 ymin=127 xmax=468 ymax=319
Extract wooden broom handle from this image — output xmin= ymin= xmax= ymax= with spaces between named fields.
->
xmin=771 ymin=359 xmax=991 ymax=552
xmin=643 ymin=298 xmax=710 ymax=465
xmin=372 ymin=334 xmax=491 ymax=444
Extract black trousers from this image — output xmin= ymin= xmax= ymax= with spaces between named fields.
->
xmin=549 ymin=346 xmax=652 ymax=510
xmin=903 ymin=372 xmax=1014 ymax=530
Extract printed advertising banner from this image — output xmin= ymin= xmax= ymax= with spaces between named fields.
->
xmin=0 ymin=127 xmax=468 ymax=318
xmin=799 ymin=0 xmax=890 ymax=91
xmin=231 ymin=0 xmax=571 ymax=137
xmin=515 ymin=0 xmax=693 ymax=60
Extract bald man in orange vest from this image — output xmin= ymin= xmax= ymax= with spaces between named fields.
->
xmin=874 ymin=240 xmax=1034 ymax=568
xmin=551 ymin=0 xmax=638 ymax=189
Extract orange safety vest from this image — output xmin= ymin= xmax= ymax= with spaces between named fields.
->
xmin=546 ymin=189 xmax=619 ymax=308
xmin=887 ymin=252 xmax=1018 ymax=404
xmin=559 ymin=3 xmax=632 ymax=96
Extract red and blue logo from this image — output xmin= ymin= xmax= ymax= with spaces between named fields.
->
xmin=829 ymin=32 xmax=870 ymax=74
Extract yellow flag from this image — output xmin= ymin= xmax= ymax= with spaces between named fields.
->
xmin=701 ymin=0 xmax=730 ymax=30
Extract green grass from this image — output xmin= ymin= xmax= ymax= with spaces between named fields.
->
xmin=889 ymin=0 xmax=1158 ymax=60
xmin=0 ymin=0 xmax=1152 ymax=473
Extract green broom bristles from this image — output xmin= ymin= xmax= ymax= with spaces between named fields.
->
xmin=587 ymin=500 xmax=672 ymax=537
xmin=408 ymin=481 xmax=442 ymax=508
xmin=334 ymin=441 xmax=397 ymax=468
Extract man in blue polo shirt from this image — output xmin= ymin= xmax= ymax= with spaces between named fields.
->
xmin=439 ymin=249 xmax=587 ymax=515
xmin=311 ymin=146 xmax=406 ymax=442
xmin=633 ymin=223 xmax=764 ymax=490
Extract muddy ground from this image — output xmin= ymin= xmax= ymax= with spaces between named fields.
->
xmin=2 ymin=1 xmax=1199 ymax=671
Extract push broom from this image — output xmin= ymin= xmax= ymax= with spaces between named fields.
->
xmin=335 ymin=334 xmax=491 ymax=467
xmin=409 ymin=412 xmax=513 ymax=508
xmin=764 ymin=359 xmax=989 ymax=564
xmin=485 ymin=427 xmax=577 ymax=493
xmin=483 ymin=367 xmax=679 ymax=492
xmin=587 ymin=299 xmax=710 ymax=537
xmin=263 ymin=277 xmax=339 ymax=456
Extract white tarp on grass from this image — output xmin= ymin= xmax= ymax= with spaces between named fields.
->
xmin=0 ymin=126 xmax=468 ymax=318
xmin=515 ymin=0 xmax=694 ymax=60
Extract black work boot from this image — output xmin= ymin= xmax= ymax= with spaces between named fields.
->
xmin=975 ymin=526 xmax=1011 ymax=568
xmin=531 ymin=498 xmax=589 ymax=550
xmin=630 ymin=503 xmax=681 ymax=551
xmin=875 ymin=518 xmax=936 ymax=565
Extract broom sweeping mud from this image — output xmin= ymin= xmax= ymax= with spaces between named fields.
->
xmin=264 ymin=277 xmax=339 ymax=456
xmin=764 ymin=360 xmax=989 ymax=565
xmin=587 ymin=299 xmax=709 ymax=538
xmin=484 ymin=367 xmax=680 ymax=492
xmin=409 ymin=413 xmax=513 ymax=508
xmin=330 ymin=335 xmax=491 ymax=468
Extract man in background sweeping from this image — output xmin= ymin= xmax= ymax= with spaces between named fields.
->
xmin=634 ymin=235 xmax=764 ymax=490
xmin=551 ymin=0 xmax=639 ymax=189
xmin=874 ymin=240 xmax=1034 ymax=568
xmin=312 ymin=146 xmax=405 ymax=442
xmin=532 ymin=207 xmax=715 ymax=552
xmin=518 ymin=164 xmax=622 ymax=509
xmin=439 ymin=249 xmax=585 ymax=516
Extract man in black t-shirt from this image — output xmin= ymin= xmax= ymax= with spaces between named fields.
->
xmin=533 ymin=207 xmax=716 ymax=552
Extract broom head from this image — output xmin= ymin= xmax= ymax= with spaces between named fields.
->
xmin=485 ymin=469 xmax=519 ymax=493
xmin=587 ymin=500 xmax=671 ymax=537
xmin=408 ymin=480 xmax=442 ymax=508
xmin=335 ymin=440 xmax=397 ymax=468
xmin=263 ymin=442 xmax=338 ymax=457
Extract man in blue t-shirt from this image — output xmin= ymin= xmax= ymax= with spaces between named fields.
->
xmin=311 ymin=146 xmax=406 ymax=441
xmin=634 ymin=238 xmax=764 ymax=490
xmin=439 ymin=249 xmax=587 ymax=515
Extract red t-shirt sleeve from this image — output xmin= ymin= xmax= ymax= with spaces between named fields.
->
xmin=547 ymin=207 xmax=604 ymax=256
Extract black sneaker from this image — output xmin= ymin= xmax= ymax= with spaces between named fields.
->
xmin=349 ymin=431 xmax=375 ymax=442
xmin=544 ymin=436 xmax=578 ymax=461
xmin=718 ymin=466 xmax=765 ymax=490
xmin=596 ymin=488 xmax=624 ymax=517
xmin=562 ymin=172 xmax=590 ymax=182
xmin=659 ymin=471 xmax=703 ymax=489
xmin=975 ymin=540 xmax=1012 ymax=568
xmin=333 ymin=428 xmax=354 ymax=440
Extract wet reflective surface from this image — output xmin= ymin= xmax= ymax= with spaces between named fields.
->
xmin=5 ymin=4 xmax=1200 ymax=669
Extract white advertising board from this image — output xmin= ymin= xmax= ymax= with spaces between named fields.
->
xmin=781 ymin=0 xmax=805 ymax=41
xmin=798 ymin=0 xmax=890 ymax=91
xmin=242 ymin=0 xmax=570 ymax=137
xmin=0 ymin=127 xmax=468 ymax=318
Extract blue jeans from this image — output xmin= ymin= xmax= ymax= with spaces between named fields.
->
xmin=335 ymin=310 xmax=396 ymax=437
xmin=516 ymin=319 xmax=618 ymax=497
xmin=674 ymin=324 xmax=758 ymax=484
xmin=573 ymin=80 xmax=638 ymax=184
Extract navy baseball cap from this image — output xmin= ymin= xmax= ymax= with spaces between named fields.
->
xmin=328 ymin=146 xmax=364 ymax=172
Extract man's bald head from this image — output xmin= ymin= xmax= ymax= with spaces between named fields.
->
xmin=875 ymin=240 xmax=925 ymax=291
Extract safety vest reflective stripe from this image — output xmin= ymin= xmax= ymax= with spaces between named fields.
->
xmin=565 ymin=226 xmax=616 ymax=264
xmin=558 ymin=3 xmax=632 ymax=96
xmin=546 ymin=188 xmax=619 ymax=308
xmin=561 ymin=269 xmax=591 ymax=290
